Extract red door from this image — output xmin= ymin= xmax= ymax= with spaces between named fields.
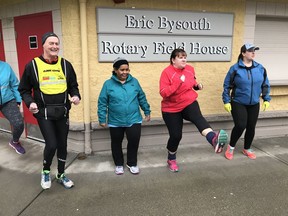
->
xmin=0 ymin=20 xmax=5 ymax=61
xmin=14 ymin=12 xmax=53 ymax=137
xmin=0 ymin=20 xmax=5 ymax=118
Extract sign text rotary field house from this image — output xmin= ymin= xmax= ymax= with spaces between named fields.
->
xmin=97 ymin=8 xmax=234 ymax=62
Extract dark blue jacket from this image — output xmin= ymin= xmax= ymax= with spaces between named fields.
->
xmin=222 ymin=59 xmax=271 ymax=105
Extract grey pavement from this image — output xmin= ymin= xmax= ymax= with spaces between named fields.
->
xmin=0 ymin=131 xmax=288 ymax=216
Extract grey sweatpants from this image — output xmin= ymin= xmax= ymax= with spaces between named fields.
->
xmin=0 ymin=99 xmax=24 ymax=142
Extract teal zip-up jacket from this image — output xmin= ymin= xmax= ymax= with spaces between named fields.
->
xmin=0 ymin=61 xmax=22 ymax=105
xmin=98 ymin=74 xmax=151 ymax=126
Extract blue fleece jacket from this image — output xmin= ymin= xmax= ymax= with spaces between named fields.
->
xmin=0 ymin=61 xmax=22 ymax=105
xmin=98 ymin=74 xmax=151 ymax=126
xmin=222 ymin=59 xmax=271 ymax=105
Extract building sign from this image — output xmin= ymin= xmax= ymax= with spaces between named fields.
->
xmin=97 ymin=8 xmax=234 ymax=62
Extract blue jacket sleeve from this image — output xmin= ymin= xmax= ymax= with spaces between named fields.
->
xmin=261 ymin=68 xmax=271 ymax=102
xmin=97 ymin=82 xmax=108 ymax=124
xmin=9 ymin=66 xmax=22 ymax=103
xmin=222 ymin=66 xmax=234 ymax=104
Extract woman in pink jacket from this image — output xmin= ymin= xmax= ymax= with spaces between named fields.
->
xmin=159 ymin=48 xmax=228 ymax=172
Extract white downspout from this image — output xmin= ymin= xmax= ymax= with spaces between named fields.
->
xmin=79 ymin=0 xmax=92 ymax=156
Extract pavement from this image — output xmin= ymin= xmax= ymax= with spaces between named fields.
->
xmin=0 ymin=131 xmax=288 ymax=216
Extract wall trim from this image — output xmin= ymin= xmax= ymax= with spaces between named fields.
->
xmin=66 ymin=111 xmax=288 ymax=153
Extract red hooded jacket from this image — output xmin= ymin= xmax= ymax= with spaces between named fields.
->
xmin=159 ymin=64 xmax=199 ymax=112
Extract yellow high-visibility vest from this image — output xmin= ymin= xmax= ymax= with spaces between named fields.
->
xmin=34 ymin=57 xmax=67 ymax=95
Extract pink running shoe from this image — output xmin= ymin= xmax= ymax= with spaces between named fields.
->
xmin=242 ymin=149 xmax=256 ymax=160
xmin=167 ymin=160 xmax=179 ymax=172
xmin=225 ymin=145 xmax=234 ymax=160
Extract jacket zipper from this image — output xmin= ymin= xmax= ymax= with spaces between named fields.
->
xmin=0 ymin=84 xmax=2 ymax=105
xmin=248 ymin=69 xmax=253 ymax=104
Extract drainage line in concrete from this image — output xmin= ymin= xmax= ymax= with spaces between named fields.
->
xmin=17 ymin=155 xmax=78 ymax=215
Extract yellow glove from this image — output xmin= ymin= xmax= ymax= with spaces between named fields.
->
xmin=224 ymin=103 xmax=232 ymax=113
xmin=262 ymin=101 xmax=270 ymax=111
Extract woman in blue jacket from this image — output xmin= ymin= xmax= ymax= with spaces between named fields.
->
xmin=222 ymin=44 xmax=271 ymax=160
xmin=98 ymin=57 xmax=151 ymax=175
xmin=0 ymin=61 xmax=25 ymax=154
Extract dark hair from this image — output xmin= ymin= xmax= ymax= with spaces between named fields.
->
xmin=237 ymin=53 xmax=243 ymax=62
xmin=112 ymin=57 xmax=129 ymax=75
xmin=238 ymin=44 xmax=259 ymax=62
xmin=170 ymin=48 xmax=187 ymax=64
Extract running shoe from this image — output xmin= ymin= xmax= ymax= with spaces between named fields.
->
xmin=242 ymin=149 xmax=256 ymax=160
xmin=225 ymin=145 xmax=234 ymax=160
xmin=56 ymin=173 xmax=74 ymax=189
xmin=167 ymin=160 xmax=179 ymax=172
xmin=212 ymin=130 xmax=228 ymax=153
xmin=9 ymin=140 xmax=26 ymax=154
xmin=115 ymin=166 xmax=124 ymax=175
xmin=126 ymin=165 xmax=140 ymax=174
xmin=41 ymin=170 xmax=51 ymax=190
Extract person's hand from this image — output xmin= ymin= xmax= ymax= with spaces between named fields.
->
xmin=29 ymin=102 xmax=39 ymax=114
xmin=262 ymin=101 xmax=270 ymax=111
xmin=99 ymin=123 xmax=106 ymax=127
xmin=145 ymin=115 xmax=151 ymax=122
xmin=197 ymin=83 xmax=203 ymax=90
xmin=70 ymin=96 xmax=80 ymax=105
xmin=224 ymin=103 xmax=232 ymax=113
xmin=180 ymin=75 xmax=185 ymax=82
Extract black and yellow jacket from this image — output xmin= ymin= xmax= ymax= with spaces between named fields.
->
xmin=18 ymin=55 xmax=81 ymax=119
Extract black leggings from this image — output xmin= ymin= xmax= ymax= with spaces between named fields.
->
xmin=230 ymin=101 xmax=260 ymax=149
xmin=109 ymin=123 xmax=141 ymax=167
xmin=162 ymin=101 xmax=211 ymax=152
xmin=37 ymin=117 xmax=69 ymax=174
xmin=0 ymin=99 xmax=24 ymax=142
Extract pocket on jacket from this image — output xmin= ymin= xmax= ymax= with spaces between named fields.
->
xmin=46 ymin=105 xmax=67 ymax=120
xmin=34 ymin=104 xmax=67 ymax=120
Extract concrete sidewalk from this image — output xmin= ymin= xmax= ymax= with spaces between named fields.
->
xmin=0 ymin=131 xmax=288 ymax=216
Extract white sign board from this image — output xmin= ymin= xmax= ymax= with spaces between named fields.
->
xmin=97 ymin=8 xmax=234 ymax=62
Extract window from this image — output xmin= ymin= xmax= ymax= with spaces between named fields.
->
xmin=29 ymin=35 xmax=38 ymax=49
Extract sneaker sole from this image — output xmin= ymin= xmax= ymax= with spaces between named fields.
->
xmin=168 ymin=167 xmax=179 ymax=172
xmin=9 ymin=143 xmax=24 ymax=155
xmin=167 ymin=163 xmax=179 ymax=172
xmin=126 ymin=165 xmax=140 ymax=175
xmin=224 ymin=153 xmax=233 ymax=160
xmin=41 ymin=184 xmax=51 ymax=190
xmin=63 ymin=185 xmax=74 ymax=189
xmin=115 ymin=171 xmax=124 ymax=175
xmin=57 ymin=180 xmax=74 ymax=189
xmin=242 ymin=151 xmax=256 ymax=160
xmin=215 ymin=130 xmax=228 ymax=153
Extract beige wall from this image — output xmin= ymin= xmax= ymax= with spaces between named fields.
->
xmin=61 ymin=0 xmax=244 ymax=123
xmin=61 ymin=0 xmax=288 ymax=124
xmin=1 ymin=0 xmax=287 ymax=124
xmin=59 ymin=0 xmax=83 ymax=123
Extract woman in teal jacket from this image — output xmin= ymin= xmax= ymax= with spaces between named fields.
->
xmin=98 ymin=57 xmax=151 ymax=175
xmin=0 ymin=61 xmax=25 ymax=154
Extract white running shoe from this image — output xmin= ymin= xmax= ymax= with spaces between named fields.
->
xmin=41 ymin=170 xmax=51 ymax=190
xmin=56 ymin=173 xmax=74 ymax=189
xmin=126 ymin=165 xmax=140 ymax=174
xmin=115 ymin=166 xmax=124 ymax=175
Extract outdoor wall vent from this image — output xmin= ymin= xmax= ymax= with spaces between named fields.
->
xmin=113 ymin=0 xmax=125 ymax=3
